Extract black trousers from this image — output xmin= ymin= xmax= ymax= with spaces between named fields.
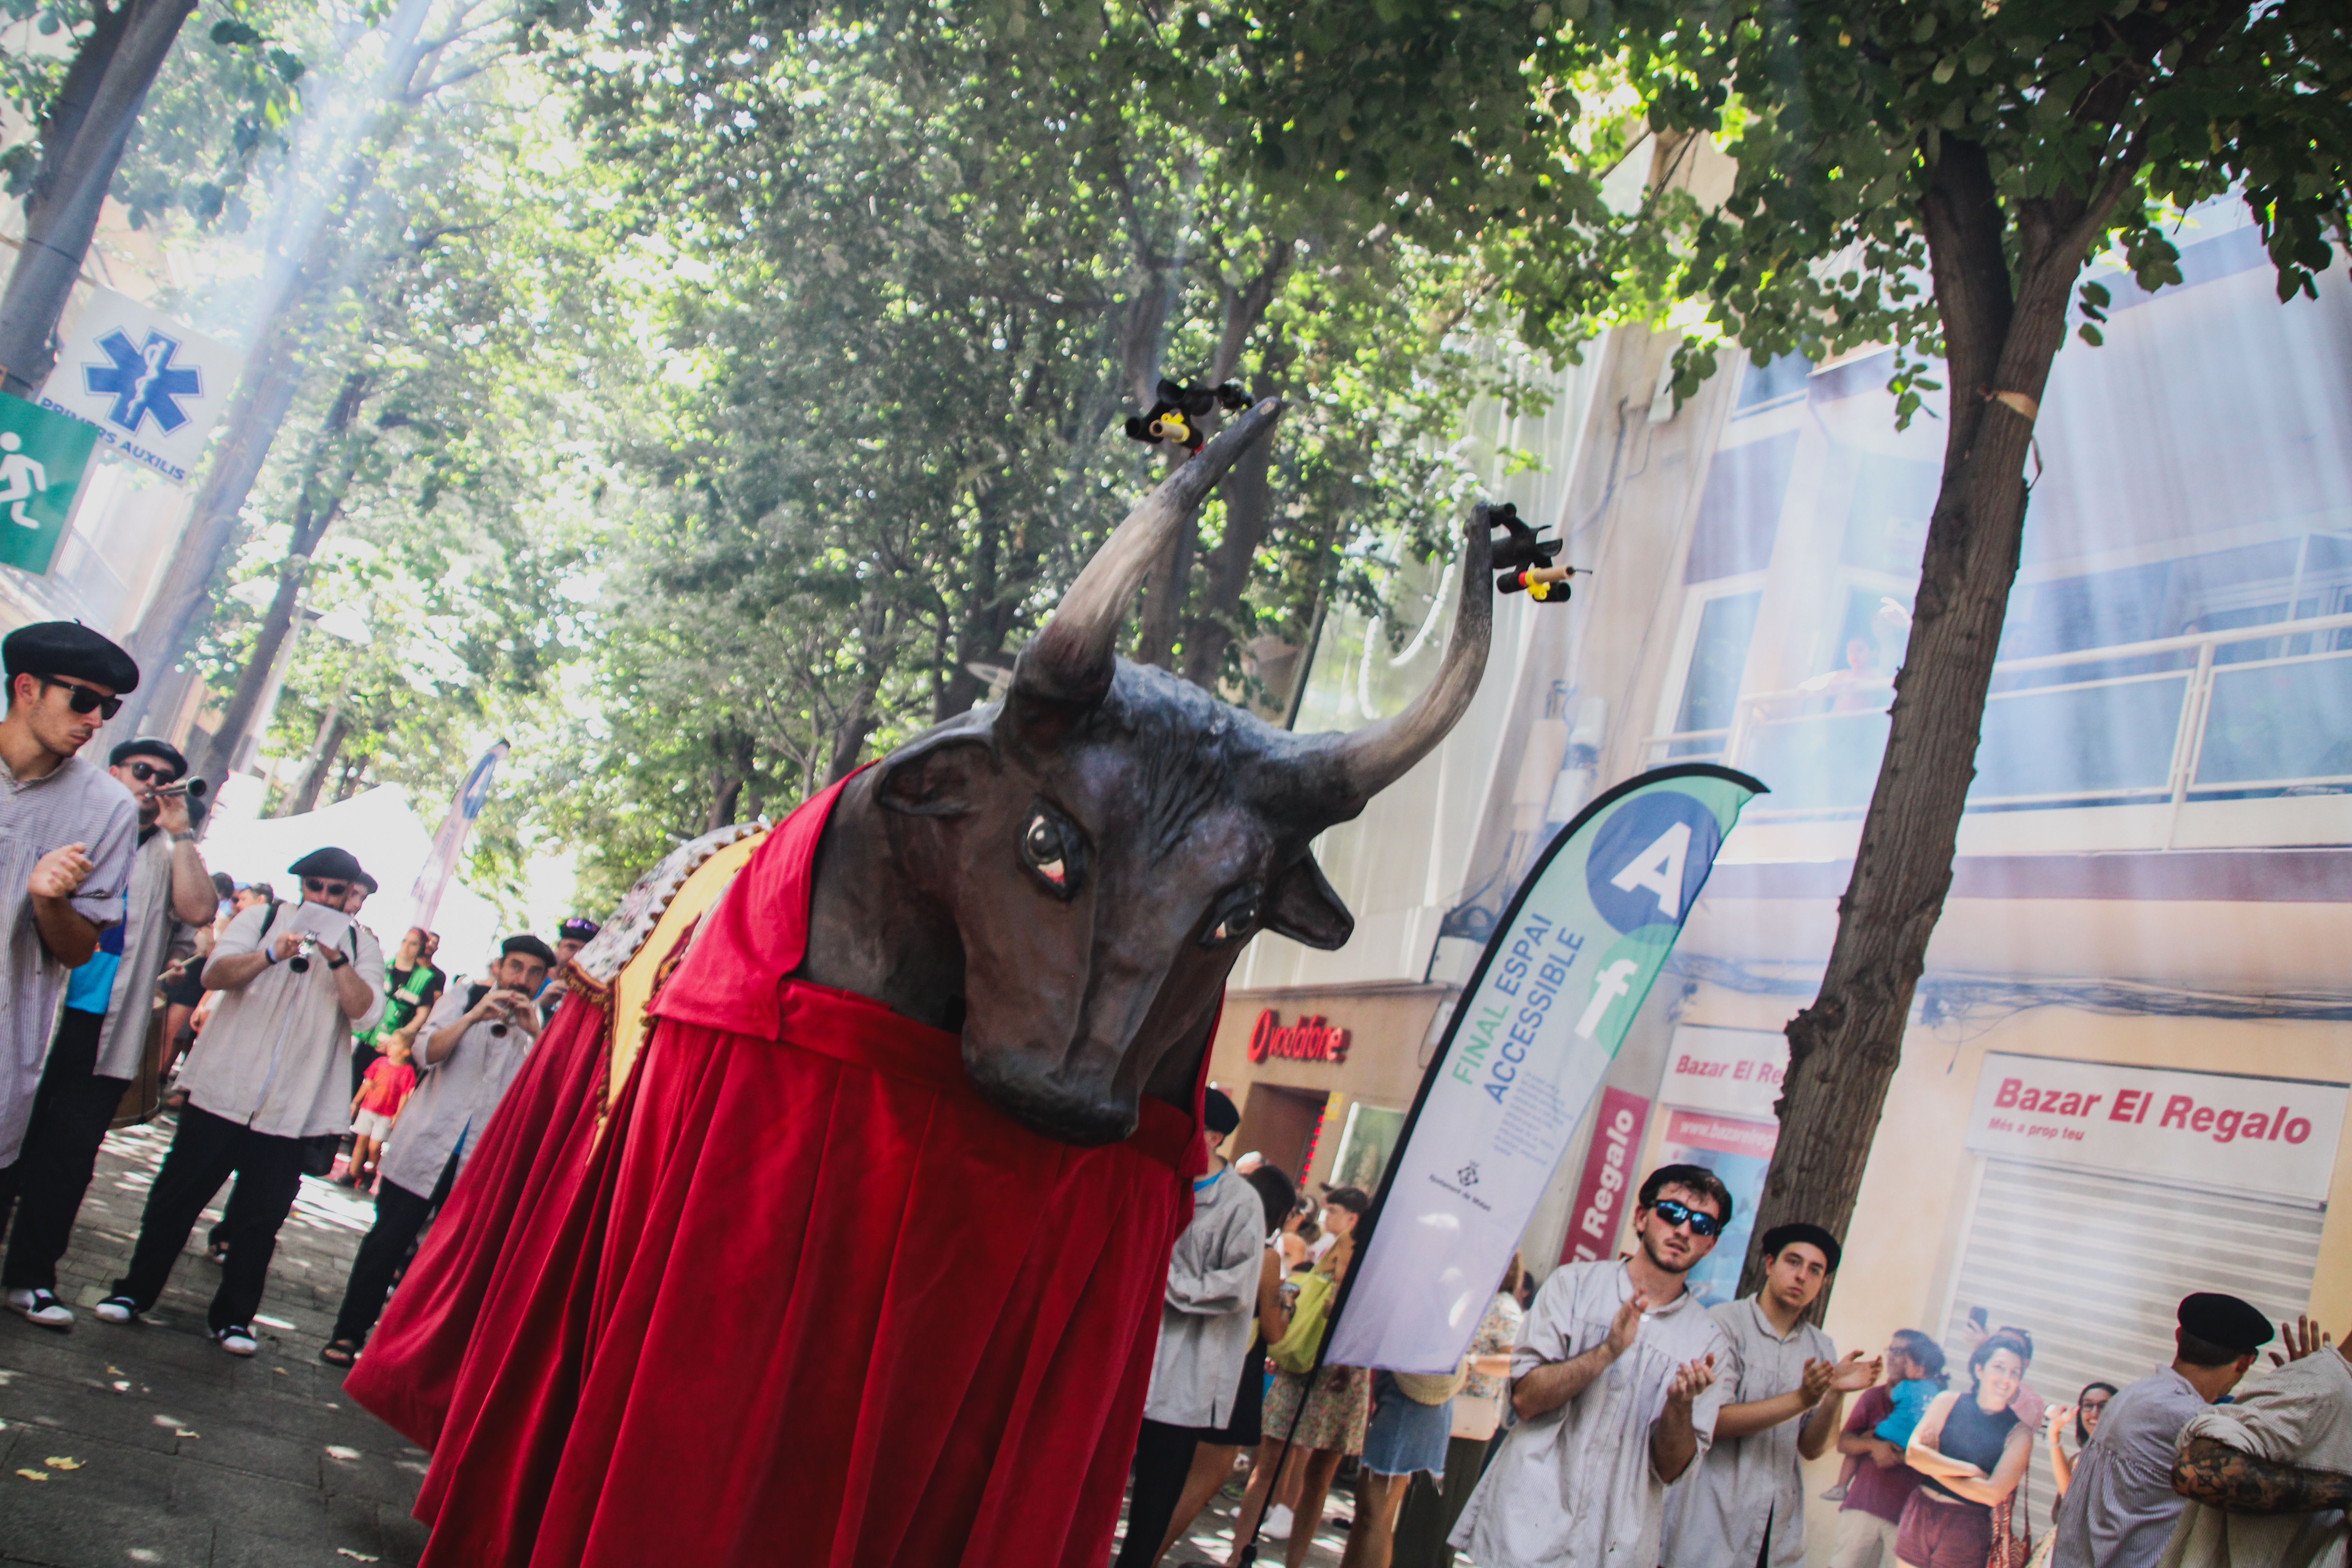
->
xmin=1113 ymin=1418 xmax=1201 ymax=1568
xmin=330 ymin=1150 xmax=458 ymax=1345
xmin=114 ymin=1104 xmax=307 ymax=1332
xmin=0 ymin=1010 xmax=128 ymax=1291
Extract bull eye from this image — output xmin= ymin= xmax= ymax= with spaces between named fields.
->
xmin=1019 ymin=806 xmax=1082 ymax=898
xmin=1202 ymin=886 xmax=1264 ymax=947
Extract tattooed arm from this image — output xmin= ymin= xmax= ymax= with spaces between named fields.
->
xmin=2172 ymin=1434 xmax=2352 ymax=1514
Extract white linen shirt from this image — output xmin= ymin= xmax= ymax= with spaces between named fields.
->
xmin=375 ymin=984 xmax=533 ymax=1199
xmin=180 ymin=900 xmax=384 ymax=1139
xmin=1660 ymin=1294 xmax=1836 ymax=1568
xmin=1141 ymin=1165 xmax=1266 ymax=1428
xmin=2157 ymin=1348 xmax=2352 ymax=1568
xmin=92 ymin=828 xmax=183 ymax=1078
xmin=0 ymin=752 xmax=136 ymax=1163
xmin=1451 ymin=1259 xmax=1732 ymax=1568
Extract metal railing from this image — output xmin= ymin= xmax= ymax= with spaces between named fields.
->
xmin=1643 ymin=608 xmax=2352 ymax=822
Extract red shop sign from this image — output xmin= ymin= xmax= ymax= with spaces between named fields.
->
xmin=1249 ymin=1009 xmax=1352 ymax=1065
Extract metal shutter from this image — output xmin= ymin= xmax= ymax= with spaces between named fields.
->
xmin=1938 ymin=1157 xmax=2323 ymax=1538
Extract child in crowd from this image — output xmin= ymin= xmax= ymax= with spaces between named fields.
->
xmin=1825 ymin=1328 xmax=1948 ymax=1501
xmin=345 ymin=1035 xmax=417 ymax=1192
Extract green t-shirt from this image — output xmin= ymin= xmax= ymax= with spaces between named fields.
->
xmin=361 ymin=960 xmax=446 ymax=1047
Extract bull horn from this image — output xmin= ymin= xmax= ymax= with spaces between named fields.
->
xmin=1012 ymin=398 xmax=1286 ymax=711
xmin=1307 ymin=506 xmax=1495 ymax=816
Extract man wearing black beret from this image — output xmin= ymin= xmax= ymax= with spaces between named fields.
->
xmin=1662 ymin=1222 xmax=1880 ymax=1568
xmin=323 ymin=933 xmax=557 ymax=1365
xmin=2164 ymin=1300 xmax=2352 ymax=1566
xmin=2047 ymin=1291 xmax=2274 ymax=1567
xmin=3 ymin=737 xmax=216 ymax=1328
xmin=96 ymin=845 xmax=385 ymax=1354
xmin=0 ymin=622 xmax=140 ymax=1240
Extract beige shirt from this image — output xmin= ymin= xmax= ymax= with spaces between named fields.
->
xmin=92 ymin=829 xmax=181 ymax=1078
xmin=2157 ymin=1348 xmax=2352 ymax=1568
xmin=181 ymin=899 xmax=385 ymax=1139
xmin=1452 ymin=1260 xmax=1731 ymax=1568
xmin=1661 ymin=1295 xmax=1837 ymax=1568
xmin=376 ymin=984 xmax=533 ymax=1199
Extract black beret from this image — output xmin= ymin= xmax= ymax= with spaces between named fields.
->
xmin=352 ymin=870 xmax=379 ymax=894
xmin=287 ymin=847 xmax=365 ymax=882
xmin=558 ymin=916 xmax=601 ymax=943
xmin=4 ymin=621 xmax=138 ymax=692
xmin=2180 ymin=1292 xmax=2274 ymax=1353
xmin=502 ymin=934 xmax=558 ymax=967
xmin=109 ymin=737 xmax=186 ymax=775
xmin=1203 ymin=1086 xmax=1241 ymax=1137
xmin=1760 ymin=1222 xmax=1843 ymax=1274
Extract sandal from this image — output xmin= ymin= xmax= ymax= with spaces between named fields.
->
xmin=320 ymin=1339 xmax=358 ymax=1367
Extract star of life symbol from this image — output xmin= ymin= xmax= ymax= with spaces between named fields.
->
xmin=0 ymin=433 xmax=46 ymax=528
xmin=82 ymin=328 xmax=201 ymax=436
xmin=1457 ymin=1161 xmax=1480 ymax=1188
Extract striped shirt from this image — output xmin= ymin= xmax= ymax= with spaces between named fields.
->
xmin=0 ymin=751 xmax=138 ymax=1163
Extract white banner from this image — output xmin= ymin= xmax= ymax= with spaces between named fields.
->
xmin=1965 ymin=1052 xmax=2347 ymax=1205
xmin=38 ymin=286 xmax=234 ymax=483
xmin=1660 ymin=1024 xmax=1788 ymax=1119
xmin=1326 ymin=765 xmax=1764 ymax=1375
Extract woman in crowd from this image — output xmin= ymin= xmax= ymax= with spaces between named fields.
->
xmin=1225 ymin=1187 xmax=1373 ymax=1568
xmin=1898 ymin=1331 xmax=2035 ymax=1568
xmin=2045 ymin=1380 xmax=2116 ymax=1497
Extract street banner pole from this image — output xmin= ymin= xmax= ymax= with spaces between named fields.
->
xmin=411 ymin=740 xmax=509 ymax=931
xmin=1323 ymin=762 xmax=1766 ymax=1375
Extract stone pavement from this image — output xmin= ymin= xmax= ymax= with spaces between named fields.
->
xmin=0 ymin=1112 xmax=428 ymax=1568
xmin=1143 ymin=1466 xmax=1355 ymax=1567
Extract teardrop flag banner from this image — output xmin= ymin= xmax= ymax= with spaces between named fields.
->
xmin=1324 ymin=762 xmax=1766 ymax=1375
xmin=411 ymin=740 xmax=509 ymax=931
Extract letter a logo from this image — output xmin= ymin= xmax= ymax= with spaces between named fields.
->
xmin=1610 ymin=822 xmax=1692 ymax=919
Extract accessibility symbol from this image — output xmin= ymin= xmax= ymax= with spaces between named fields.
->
xmin=82 ymin=328 xmax=201 ymax=436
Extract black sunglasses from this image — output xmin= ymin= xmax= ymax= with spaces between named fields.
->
xmin=303 ymin=877 xmax=351 ymax=898
xmin=39 ymin=676 xmax=122 ymax=720
xmin=1650 ymin=1197 xmax=1724 ymax=1238
xmin=127 ymin=760 xmax=182 ymax=785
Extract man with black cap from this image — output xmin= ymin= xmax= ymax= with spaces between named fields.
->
xmin=2165 ymin=1308 xmax=2352 ymax=1567
xmin=321 ymin=932 xmax=556 ymax=1364
xmin=0 ymin=621 xmax=140 ymax=1217
xmin=2040 ymin=1290 xmax=2273 ymax=1567
xmin=1111 ymin=1086 xmax=1261 ymax=1568
xmin=1662 ymin=1221 xmax=1880 ymax=1568
xmin=96 ymin=846 xmax=385 ymax=1354
xmin=538 ymin=915 xmax=597 ymax=1024
xmin=3 ymin=737 xmax=216 ymax=1327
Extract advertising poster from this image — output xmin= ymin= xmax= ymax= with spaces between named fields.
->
xmin=1326 ymin=763 xmax=1764 ymax=1375
xmin=1657 ymin=1107 xmax=1780 ymax=1306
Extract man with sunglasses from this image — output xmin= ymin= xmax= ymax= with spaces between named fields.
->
xmin=1451 ymin=1164 xmax=1733 ymax=1568
xmin=1661 ymin=1222 xmax=1882 ymax=1568
xmin=0 ymin=622 xmax=140 ymax=1235
xmin=97 ymin=846 xmax=385 ymax=1355
xmin=4 ymin=738 xmax=218 ymax=1327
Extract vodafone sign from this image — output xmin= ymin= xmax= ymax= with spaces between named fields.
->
xmin=1248 ymin=1010 xmax=1352 ymax=1065
xmin=1965 ymin=1053 xmax=2348 ymax=1204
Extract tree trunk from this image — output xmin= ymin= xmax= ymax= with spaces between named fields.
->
xmin=189 ymin=371 xmax=372 ymax=779
xmin=0 ymin=0 xmax=196 ymax=396
xmin=107 ymin=0 xmax=440 ymax=738
xmin=283 ymin=708 xmax=349 ymax=815
xmin=704 ymin=726 xmax=753 ymax=830
xmin=1738 ymin=135 xmax=2136 ymax=1304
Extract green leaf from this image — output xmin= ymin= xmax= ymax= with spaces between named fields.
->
xmin=209 ymin=19 xmax=265 ymax=47
xmin=2077 ymin=322 xmax=2103 ymax=346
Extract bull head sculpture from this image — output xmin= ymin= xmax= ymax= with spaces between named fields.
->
xmin=799 ymin=399 xmax=1494 ymax=1144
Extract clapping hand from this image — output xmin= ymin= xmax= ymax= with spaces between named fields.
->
xmin=1606 ymin=1292 xmax=1650 ymax=1358
xmin=1799 ymin=1357 xmax=1838 ymax=1404
xmin=1828 ymin=1350 xmax=1881 ymax=1393
xmin=29 ymin=843 xmax=93 ymax=899
xmin=1664 ymin=1354 xmax=1717 ymax=1410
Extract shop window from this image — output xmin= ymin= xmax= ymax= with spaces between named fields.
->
xmin=1234 ymin=1085 xmax=1330 ymax=1188
xmin=1664 ymin=588 xmax=1764 ymax=755
xmin=1328 ymin=1102 xmax=1408 ymax=1194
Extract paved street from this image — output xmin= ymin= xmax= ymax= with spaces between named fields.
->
xmin=0 ymin=1113 xmax=1352 ymax=1568
xmin=0 ymin=1114 xmax=428 ymax=1568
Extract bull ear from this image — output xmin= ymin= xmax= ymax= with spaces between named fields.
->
xmin=1262 ymin=854 xmax=1353 ymax=950
xmin=877 ymin=734 xmax=996 ymax=818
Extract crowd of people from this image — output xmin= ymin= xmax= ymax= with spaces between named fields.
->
xmin=1117 ymin=1139 xmax=2352 ymax=1568
xmin=5 ymin=618 xmax=2352 ymax=1568
xmin=0 ymin=620 xmax=594 ymax=1364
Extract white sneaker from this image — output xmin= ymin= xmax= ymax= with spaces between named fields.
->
xmin=214 ymin=1325 xmax=258 ymax=1356
xmin=5 ymin=1287 xmax=71 ymax=1328
xmin=1262 ymin=1503 xmax=1294 ymax=1541
xmin=93 ymin=1295 xmax=138 ymax=1323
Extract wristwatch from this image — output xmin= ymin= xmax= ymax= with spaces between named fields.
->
xmin=327 ymin=951 xmax=348 ymax=970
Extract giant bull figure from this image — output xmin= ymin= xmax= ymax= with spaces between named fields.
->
xmin=347 ymin=401 xmax=1494 ymax=1568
